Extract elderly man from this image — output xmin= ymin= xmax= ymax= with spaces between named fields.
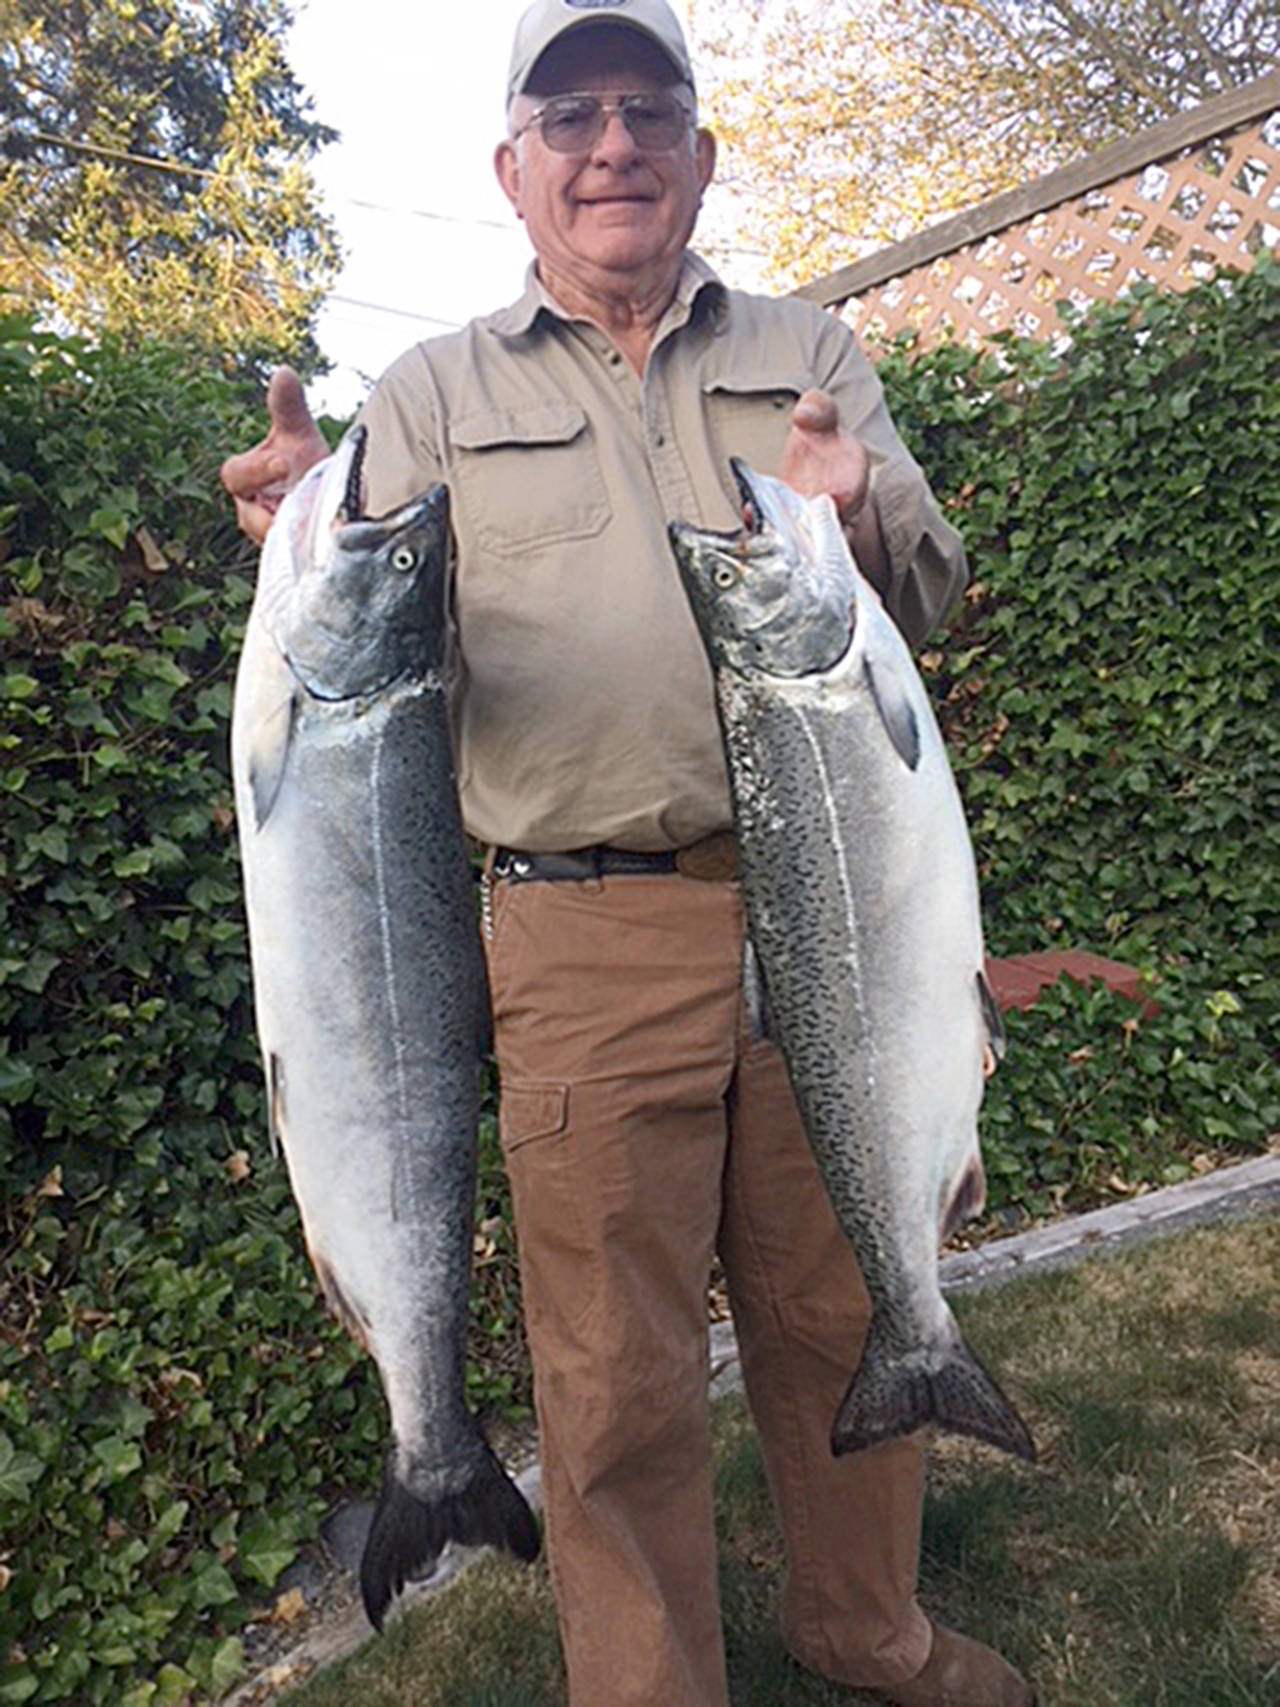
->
xmin=221 ymin=3 xmax=1034 ymax=1704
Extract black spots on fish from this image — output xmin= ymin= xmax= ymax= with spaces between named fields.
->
xmin=268 ymin=1053 xmax=286 ymax=1159
xmin=863 ymin=656 xmax=920 ymax=771
xmin=939 ymin=1152 xmax=987 ymax=1245
xmin=977 ymin=968 xmax=1007 ymax=1066
xmin=249 ymin=690 xmax=298 ymax=829
xmin=360 ymin=1441 xmax=541 ymax=1631
xmin=831 ymin=1316 xmax=1036 ymax=1464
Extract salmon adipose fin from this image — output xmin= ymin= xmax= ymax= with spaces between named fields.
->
xmin=831 ymin=1318 xmax=1036 ymax=1464
xmin=359 ymin=1442 xmax=541 ymax=1630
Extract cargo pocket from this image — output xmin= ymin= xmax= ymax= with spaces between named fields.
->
xmin=498 ymin=1080 xmax=569 ymax=1155
xmin=449 ymin=401 xmax=610 ymax=557
xmin=703 ymin=371 xmax=809 ymax=485
xmin=497 ymin=1079 xmax=597 ymax=1337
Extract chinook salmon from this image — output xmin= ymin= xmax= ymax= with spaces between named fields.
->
xmin=670 ymin=461 xmax=1034 ymax=1464
xmin=231 ymin=428 xmax=539 ymax=1630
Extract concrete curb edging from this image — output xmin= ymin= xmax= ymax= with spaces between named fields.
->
xmin=938 ymin=1151 xmax=1280 ymax=1293
xmin=709 ymin=1153 xmax=1280 ymax=1398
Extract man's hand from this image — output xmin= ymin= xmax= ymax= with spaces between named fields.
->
xmin=219 ymin=367 xmax=330 ymax=546
xmin=780 ymin=388 xmax=889 ymax=593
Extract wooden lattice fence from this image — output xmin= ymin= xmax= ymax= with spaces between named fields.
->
xmin=796 ymin=73 xmax=1280 ymax=352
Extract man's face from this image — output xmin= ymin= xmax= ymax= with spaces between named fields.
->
xmin=495 ymin=31 xmax=716 ymax=289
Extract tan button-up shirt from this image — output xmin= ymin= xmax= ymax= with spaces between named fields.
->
xmin=357 ymin=254 xmax=967 ymax=852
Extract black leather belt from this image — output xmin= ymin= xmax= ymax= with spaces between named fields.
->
xmin=490 ymin=832 xmax=738 ymax=884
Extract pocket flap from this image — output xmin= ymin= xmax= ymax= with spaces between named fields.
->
xmin=702 ymin=371 xmax=810 ymax=404
xmin=499 ymin=1081 xmax=569 ymax=1152
xmin=452 ymin=402 xmax=588 ymax=452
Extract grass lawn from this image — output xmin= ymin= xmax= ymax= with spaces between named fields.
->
xmin=280 ymin=1215 xmax=1280 ymax=1707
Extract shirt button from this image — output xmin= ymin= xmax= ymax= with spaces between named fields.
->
xmin=608 ymin=350 xmax=622 ymax=365
xmin=654 ymin=432 xmax=666 ymax=446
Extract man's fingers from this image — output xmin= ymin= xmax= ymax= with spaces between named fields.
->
xmin=219 ymin=369 xmax=324 ymax=546
xmin=265 ymin=366 xmax=316 ymax=437
xmin=219 ymin=446 xmax=288 ymax=502
xmin=230 ymin=492 xmax=278 ymax=549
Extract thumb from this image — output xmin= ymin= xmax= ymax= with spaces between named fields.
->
xmin=265 ymin=366 xmax=316 ymax=439
xmin=790 ymin=388 xmax=840 ymax=436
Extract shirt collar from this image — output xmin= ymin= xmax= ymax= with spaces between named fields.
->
xmin=484 ymin=252 xmax=728 ymax=341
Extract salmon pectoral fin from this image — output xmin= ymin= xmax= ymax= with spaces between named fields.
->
xmin=742 ymin=938 xmax=777 ymax=1044
xmin=267 ymin=1052 xmax=286 ymax=1160
xmin=831 ymin=1318 xmax=1036 ymax=1465
xmin=248 ymin=689 xmax=298 ymax=830
xmin=863 ymin=656 xmax=921 ymax=771
xmin=359 ymin=1439 xmax=541 ymax=1631
xmin=976 ymin=967 xmax=1007 ymax=1066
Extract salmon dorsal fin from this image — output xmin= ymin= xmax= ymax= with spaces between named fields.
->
xmin=863 ymin=656 xmax=920 ymax=771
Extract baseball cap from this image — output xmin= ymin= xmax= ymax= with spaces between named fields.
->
xmin=507 ymin=0 xmax=695 ymax=102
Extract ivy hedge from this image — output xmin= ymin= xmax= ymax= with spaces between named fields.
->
xmin=1 ymin=259 xmax=1277 ymax=1703
xmin=877 ymin=257 xmax=1279 ymax=1211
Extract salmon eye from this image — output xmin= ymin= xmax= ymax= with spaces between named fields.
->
xmin=713 ymin=563 xmax=736 ymax=590
xmin=391 ymin=545 xmax=417 ymax=572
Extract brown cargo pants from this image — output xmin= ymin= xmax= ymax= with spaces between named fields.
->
xmin=485 ymin=868 xmax=932 ymax=1707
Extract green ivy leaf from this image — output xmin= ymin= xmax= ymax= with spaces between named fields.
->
xmin=0 ymin=1432 xmax=45 ymax=1503
xmin=237 ymin=1515 xmax=299 ymax=1587
xmin=90 ymin=1436 xmax=142 ymax=1484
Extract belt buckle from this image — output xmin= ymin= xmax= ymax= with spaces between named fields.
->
xmin=675 ymin=831 xmax=738 ymax=882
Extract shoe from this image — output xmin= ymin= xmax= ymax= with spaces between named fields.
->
xmin=862 ymin=1622 xmax=1035 ymax=1707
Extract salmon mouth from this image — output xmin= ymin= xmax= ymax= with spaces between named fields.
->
xmin=339 ymin=425 xmax=368 ymax=523
xmin=731 ymin=457 xmax=764 ymax=535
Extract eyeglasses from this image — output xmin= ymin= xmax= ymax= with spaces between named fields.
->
xmin=513 ymin=91 xmax=693 ymax=155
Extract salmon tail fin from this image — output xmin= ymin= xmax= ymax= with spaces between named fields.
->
xmin=831 ymin=1319 xmax=1036 ymax=1465
xmin=359 ymin=1441 xmax=540 ymax=1631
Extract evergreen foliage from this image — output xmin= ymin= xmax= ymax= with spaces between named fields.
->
xmin=0 ymin=261 xmax=1276 ymax=1699
xmin=0 ymin=0 xmax=339 ymax=372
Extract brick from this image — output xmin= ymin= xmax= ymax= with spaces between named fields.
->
xmin=984 ymin=950 xmax=1158 ymax=1016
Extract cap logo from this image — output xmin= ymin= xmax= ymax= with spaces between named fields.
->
xmin=565 ymin=0 xmax=628 ymax=8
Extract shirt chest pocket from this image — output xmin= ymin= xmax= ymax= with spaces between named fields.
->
xmin=449 ymin=401 xmax=611 ymax=558
xmin=702 ymin=372 xmax=810 ymax=484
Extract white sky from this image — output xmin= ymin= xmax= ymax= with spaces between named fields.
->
xmin=286 ymin=0 xmax=716 ymax=419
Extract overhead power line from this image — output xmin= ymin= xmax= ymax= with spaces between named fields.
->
xmin=345 ymin=195 xmax=519 ymax=234
xmin=327 ymin=294 xmax=462 ymax=328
